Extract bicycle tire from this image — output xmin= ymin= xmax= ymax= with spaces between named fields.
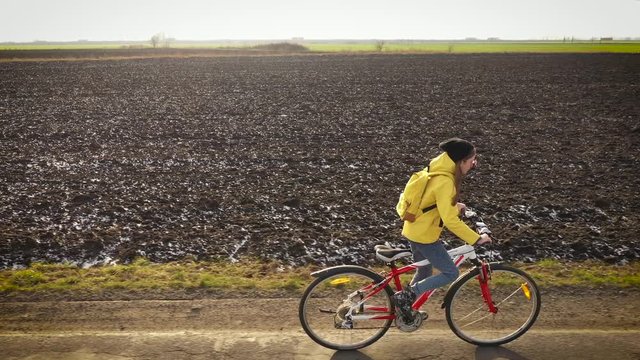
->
xmin=445 ymin=263 xmax=541 ymax=346
xmin=299 ymin=266 xmax=394 ymax=350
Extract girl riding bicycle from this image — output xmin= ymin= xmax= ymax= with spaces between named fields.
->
xmin=395 ymin=138 xmax=492 ymax=319
xmin=299 ymin=140 xmax=540 ymax=349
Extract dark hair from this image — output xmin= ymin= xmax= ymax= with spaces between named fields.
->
xmin=439 ymin=138 xmax=475 ymax=162
xmin=439 ymin=138 xmax=476 ymax=204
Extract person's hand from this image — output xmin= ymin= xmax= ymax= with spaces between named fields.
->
xmin=476 ymin=233 xmax=492 ymax=245
xmin=403 ymin=212 xmax=416 ymax=223
xmin=456 ymin=202 xmax=466 ymax=214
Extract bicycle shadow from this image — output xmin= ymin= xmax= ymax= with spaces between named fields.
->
xmin=329 ymin=346 xmax=530 ymax=360
xmin=475 ymin=345 xmax=531 ymax=360
xmin=330 ymin=350 xmax=374 ymax=360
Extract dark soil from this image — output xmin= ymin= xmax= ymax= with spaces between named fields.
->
xmin=1 ymin=53 xmax=639 ymax=268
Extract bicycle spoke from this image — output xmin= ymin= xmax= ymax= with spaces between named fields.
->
xmin=446 ymin=265 xmax=541 ymax=345
xmin=459 ymin=311 xmax=494 ymax=329
xmin=494 ymin=286 xmax=526 ymax=308
xmin=457 ymin=304 xmax=487 ymax=323
xmin=299 ymin=270 xmax=393 ymax=350
xmin=457 ymin=285 xmax=525 ymax=328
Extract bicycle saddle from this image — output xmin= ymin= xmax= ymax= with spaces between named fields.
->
xmin=374 ymin=245 xmax=412 ymax=263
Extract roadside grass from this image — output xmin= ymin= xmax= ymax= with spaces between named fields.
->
xmin=0 ymin=258 xmax=637 ymax=297
xmin=0 ymin=258 xmax=314 ymax=295
xmin=519 ymin=258 xmax=640 ymax=288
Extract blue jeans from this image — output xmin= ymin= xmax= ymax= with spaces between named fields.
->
xmin=409 ymin=240 xmax=460 ymax=295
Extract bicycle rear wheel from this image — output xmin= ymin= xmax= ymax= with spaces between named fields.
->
xmin=299 ymin=267 xmax=394 ymax=350
xmin=445 ymin=263 xmax=541 ymax=346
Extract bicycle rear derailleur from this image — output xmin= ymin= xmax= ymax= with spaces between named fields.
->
xmin=334 ymin=303 xmax=354 ymax=329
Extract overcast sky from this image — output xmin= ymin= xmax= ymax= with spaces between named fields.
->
xmin=1 ymin=0 xmax=639 ymax=42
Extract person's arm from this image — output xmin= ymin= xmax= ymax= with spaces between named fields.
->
xmin=434 ymin=181 xmax=480 ymax=245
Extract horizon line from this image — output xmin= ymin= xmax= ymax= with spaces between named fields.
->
xmin=3 ymin=37 xmax=640 ymax=44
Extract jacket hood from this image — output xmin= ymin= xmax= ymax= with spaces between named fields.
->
xmin=428 ymin=152 xmax=456 ymax=174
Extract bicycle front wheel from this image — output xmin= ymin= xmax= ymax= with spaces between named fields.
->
xmin=299 ymin=267 xmax=394 ymax=350
xmin=445 ymin=263 xmax=541 ymax=346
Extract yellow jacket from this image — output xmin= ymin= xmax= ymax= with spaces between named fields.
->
xmin=401 ymin=152 xmax=480 ymax=245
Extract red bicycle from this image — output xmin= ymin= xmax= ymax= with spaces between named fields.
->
xmin=299 ymin=218 xmax=541 ymax=350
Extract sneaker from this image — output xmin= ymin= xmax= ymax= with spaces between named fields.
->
xmin=393 ymin=287 xmax=417 ymax=320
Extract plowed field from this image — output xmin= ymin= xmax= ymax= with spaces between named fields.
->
xmin=1 ymin=53 xmax=639 ymax=267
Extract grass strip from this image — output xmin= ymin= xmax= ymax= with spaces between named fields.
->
xmin=0 ymin=258 xmax=638 ymax=297
xmin=2 ymin=41 xmax=640 ymax=54
xmin=307 ymin=42 xmax=640 ymax=53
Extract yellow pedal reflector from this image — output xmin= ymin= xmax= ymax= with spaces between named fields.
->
xmin=521 ymin=283 xmax=531 ymax=300
xmin=330 ymin=278 xmax=351 ymax=286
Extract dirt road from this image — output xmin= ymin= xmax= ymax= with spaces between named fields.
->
xmin=2 ymin=328 xmax=639 ymax=360
xmin=0 ymin=288 xmax=638 ymax=359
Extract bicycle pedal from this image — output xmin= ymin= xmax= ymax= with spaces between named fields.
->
xmin=419 ymin=311 xmax=428 ymax=321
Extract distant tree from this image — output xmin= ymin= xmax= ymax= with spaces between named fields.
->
xmin=375 ymin=40 xmax=385 ymax=52
xmin=150 ymin=33 xmax=165 ymax=48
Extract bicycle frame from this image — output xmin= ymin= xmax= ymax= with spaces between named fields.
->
xmin=343 ymin=244 xmax=487 ymax=322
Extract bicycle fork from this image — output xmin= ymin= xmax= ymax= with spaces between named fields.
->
xmin=478 ymin=262 xmax=498 ymax=314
